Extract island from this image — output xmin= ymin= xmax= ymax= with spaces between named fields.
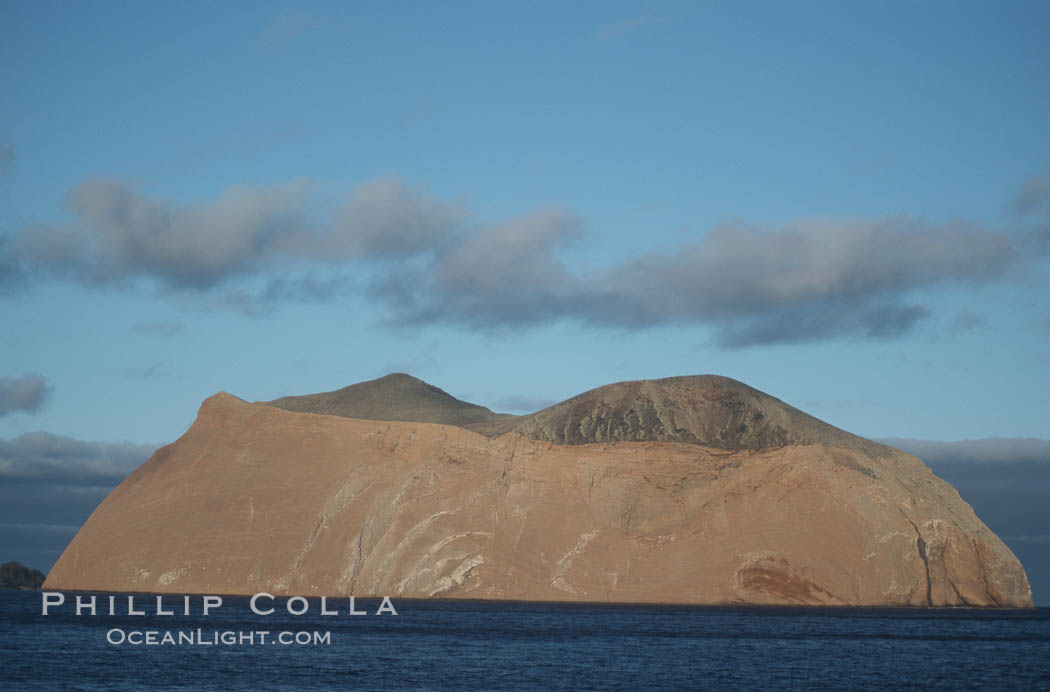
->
xmin=44 ymin=374 xmax=1032 ymax=607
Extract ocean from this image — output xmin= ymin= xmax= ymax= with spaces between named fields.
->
xmin=2 ymin=590 xmax=1049 ymax=690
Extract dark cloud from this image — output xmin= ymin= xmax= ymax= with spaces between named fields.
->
xmin=883 ymin=437 xmax=1050 ymax=604
xmin=0 ymin=373 xmax=52 ymax=416
xmin=0 ymin=432 xmax=156 ymax=573
xmin=10 ymin=175 xmax=1041 ymax=347
xmin=709 ymin=301 xmax=930 ymax=348
xmin=0 ymin=431 xmax=154 ymax=485
xmin=373 ymin=214 xmax=1010 ymax=346
xmin=883 ymin=437 xmax=1050 ymax=465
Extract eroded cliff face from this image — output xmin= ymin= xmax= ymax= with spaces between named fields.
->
xmin=44 ymin=391 xmax=1032 ymax=606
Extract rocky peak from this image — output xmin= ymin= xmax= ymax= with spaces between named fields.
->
xmin=265 ymin=372 xmax=508 ymax=426
xmin=504 ymin=375 xmax=889 ymax=453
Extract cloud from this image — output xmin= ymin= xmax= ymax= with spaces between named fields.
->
xmin=0 ymin=432 xmax=156 ymax=573
xmin=882 ymin=437 xmax=1050 ymax=465
xmin=0 ymin=431 xmax=154 ymax=485
xmin=19 ymin=179 xmax=315 ymax=288
xmin=324 ymin=177 xmax=464 ymax=260
xmin=709 ymin=302 xmax=931 ymax=348
xmin=0 ymin=373 xmax=52 ymax=416
xmin=373 ymin=213 xmax=1012 ymax=346
xmin=373 ymin=206 xmax=585 ymax=328
xmin=11 ymin=174 xmax=1041 ymax=346
xmin=593 ymin=216 xmax=1010 ymax=326
xmin=16 ymin=177 xmax=463 ymax=291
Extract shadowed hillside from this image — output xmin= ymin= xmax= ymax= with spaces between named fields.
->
xmin=268 ymin=373 xmax=888 ymax=455
xmin=494 ymin=375 xmax=890 ymax=454
xmin=265 ymin=373 xmax=510 ymax=427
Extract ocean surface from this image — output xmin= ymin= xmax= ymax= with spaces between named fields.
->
xmin=2 ymin=590 xmax=1049 ymax=690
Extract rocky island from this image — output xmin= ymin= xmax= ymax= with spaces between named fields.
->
xmin=2 ymin=561 xmax=46 ymax=590
xmin=44 ymin=374 xmax=1032 ymax=607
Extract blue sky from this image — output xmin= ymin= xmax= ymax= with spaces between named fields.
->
xmin=2 ymin=0 xmax=1048 ymax=445
xmin=1 ymin=2 xmax=1049 ymax=591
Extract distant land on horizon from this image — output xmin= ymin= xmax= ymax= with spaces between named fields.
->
xmin=0 ymin=561 xmax=45 ymax=590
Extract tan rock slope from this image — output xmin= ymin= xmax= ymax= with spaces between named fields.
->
xmin=45 ymin=375 xmax=1032 ymax=606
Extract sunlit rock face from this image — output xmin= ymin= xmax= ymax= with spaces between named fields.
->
xmin=45 ymin=375 xmax=1033 ymax=607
